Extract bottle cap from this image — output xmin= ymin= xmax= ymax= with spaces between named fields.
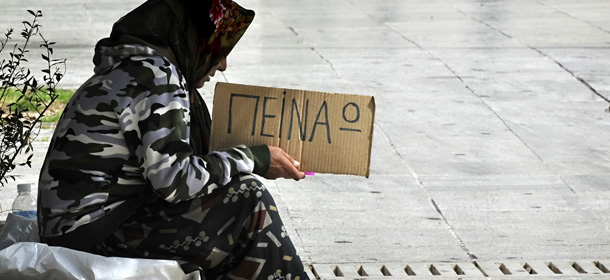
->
xmin=17 ymin=183 xmax=31 ymax=192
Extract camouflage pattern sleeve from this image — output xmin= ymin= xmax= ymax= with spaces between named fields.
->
xmin=117 ymin=56 xmax=268 ymax=204
xmin=38 ymin=46 xmax=272 ymax=237
xmin=39 ymin=46 xmax=269 ymax=222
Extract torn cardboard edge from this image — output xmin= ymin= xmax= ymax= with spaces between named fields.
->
xmin=210 ymin=82 xmax=375 ymax=177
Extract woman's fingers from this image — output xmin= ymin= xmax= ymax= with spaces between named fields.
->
xmin=278 ymin=148 xmax=304 ymax=180
xmin=265 ymin=146 xmax=305 ymax=180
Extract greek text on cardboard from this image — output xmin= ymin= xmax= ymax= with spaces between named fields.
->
xmin=210 ymin=82 xmax=375 ymax=177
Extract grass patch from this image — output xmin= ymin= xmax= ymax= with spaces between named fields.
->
xmin=1 ymin=88 xmax=74 ymax=123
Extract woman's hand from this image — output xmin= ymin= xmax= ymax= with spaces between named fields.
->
xmin=265 ymin=146 xmax=306 ymax=181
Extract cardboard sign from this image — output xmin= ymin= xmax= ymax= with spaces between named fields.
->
xmin=210 ymin=82 xmax=375 ymax=177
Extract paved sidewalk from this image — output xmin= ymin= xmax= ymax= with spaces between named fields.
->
xmin=2 ymin=0 xmax=610 ymax=279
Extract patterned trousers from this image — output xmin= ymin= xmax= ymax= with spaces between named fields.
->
xmin=90 ymin=174 xmax=309 ymax=280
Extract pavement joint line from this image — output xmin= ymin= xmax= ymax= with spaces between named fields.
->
xmin=376 ymin=122 xmax=476 ymax=261
xmin=456 ymin=8 xmax=514 ymax=40
xmin=384 ymin=6 xmax=556 ymax=172
xmin=269 ymin=8 xmax=355 ymax=94
xmin=429 ymin=198 xmax=477 ymax=261
xmin=308 ymin=260 xmax=610 ymax=279
xmin=536 ymin=0 xmax=610 ymax=35
xmin=529 ymin=46 xmax=610 ymax=104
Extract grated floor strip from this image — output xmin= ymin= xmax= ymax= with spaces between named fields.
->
xmin=307 ymin=260 xmax=610 ymax=279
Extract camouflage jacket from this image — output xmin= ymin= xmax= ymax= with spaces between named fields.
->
xmin=38 ymin=44 xmax=270 ymax=240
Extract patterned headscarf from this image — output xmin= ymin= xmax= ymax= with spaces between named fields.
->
xmin=94 ymin=0 xmax=255 ymax=91
xmin=94 ymin=0 xmax=255 ymax=154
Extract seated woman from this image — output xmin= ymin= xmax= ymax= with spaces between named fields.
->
xmin=37 ymin=0 xmax=308 ymax=279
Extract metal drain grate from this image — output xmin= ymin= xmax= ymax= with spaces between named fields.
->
xmin=308 ymin=260 xmax=610 ymax=279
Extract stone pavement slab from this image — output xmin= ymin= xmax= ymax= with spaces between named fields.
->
xmin=2 ymin=0 xmax=610 ymax=278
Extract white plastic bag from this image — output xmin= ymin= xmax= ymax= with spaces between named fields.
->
xmin=0 ymin=214 xmax=201 ymax=280
xmin=0 ymin=213 xmax=39 ymax=249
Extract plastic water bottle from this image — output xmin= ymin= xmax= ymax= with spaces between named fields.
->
xmin=11 ymin=183 xmax=37 ymax=219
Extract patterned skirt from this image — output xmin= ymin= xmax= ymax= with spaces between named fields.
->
xmin=90 ymin=174 xmax=309 ymax=280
